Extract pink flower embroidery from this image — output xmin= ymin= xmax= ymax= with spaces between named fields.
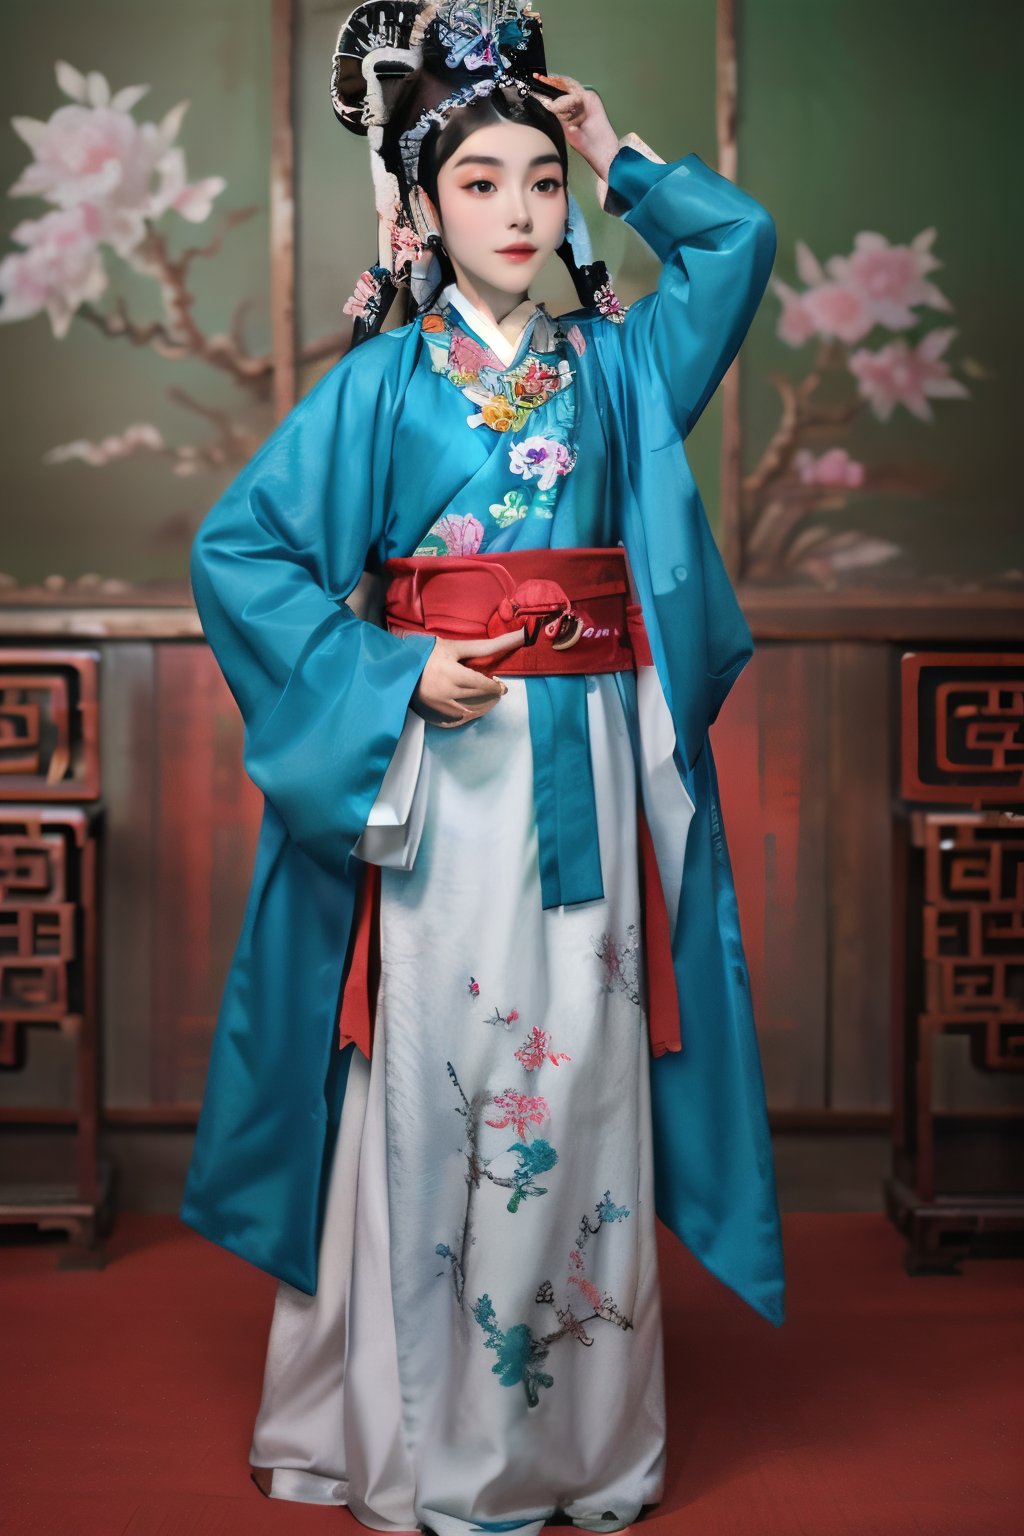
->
xmin=468 ymin=976 xmax=480 ymax=997
xmin=517 ymin=357 xmax=562 ymax=397
xmin=565 ymin=323 xmax=586 ymax=357
xmin=568 ymin=1273 xmax=604 ymax=1310
xmin=484 ymin=1005 xmax=519 ymax=1031
xmin=485 ymin=1089 xmax=549 ymax=1140
xmin=435 ymin=512 xmax=485 ymax=555
xmin=515 ymin=1026 xmax=572 ymax=1072
xmin=567 ymin=1245 xmax=604 ymax=1310
xmin=450 ymin=329 xmax=500 ymax=376
xmin=343 ymin=268 xmax=385 ymax=319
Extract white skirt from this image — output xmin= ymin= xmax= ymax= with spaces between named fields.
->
xmin=249 ymin=675 xmax=667 ymax=1536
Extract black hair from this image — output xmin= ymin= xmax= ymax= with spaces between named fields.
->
xmin=379 ymin=70 xmax=568 ymax=306
xmin=352 ymin=68 xmax=617 ymax=343
xmin=419 ymin=85 xmax=569 ymax=211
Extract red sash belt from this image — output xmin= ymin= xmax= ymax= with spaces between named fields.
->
xmin=338 ymin=546 xmax=681 ymax=1062
xmin=383 ymin=547 xmax=653 ymax=672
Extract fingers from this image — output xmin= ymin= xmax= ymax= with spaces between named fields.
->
xmin=453 ymin=627 xmax=526 ymax=658
xmin=533 ymin=71 xmax=583 ymax=97
xmin=531 ymin=72 xmax=587 ymax=128
xmin=450 ymin=663 xmax=508 ymax=699
xmin=434 ymin=692 xmax=505 ymax=728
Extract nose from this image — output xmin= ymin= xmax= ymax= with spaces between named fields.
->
xmin=505 ymin=186 xmax=532 ymax=230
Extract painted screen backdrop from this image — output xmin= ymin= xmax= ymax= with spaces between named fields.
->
xmin=0 ymin=0 xmax=1018 ymax=594
xmin=0 ymin=0 xmax=273 ymax=594
xmin=737 ymin=0 xmax=1022 ymax=590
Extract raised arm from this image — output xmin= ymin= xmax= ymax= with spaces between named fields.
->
xmin=190 ymin=348 xmax=435 ymax=881
xmin=602 ymin=136 xmax=777 ymax=440
xmin=530 ymin=74 xmax=776 ymax=440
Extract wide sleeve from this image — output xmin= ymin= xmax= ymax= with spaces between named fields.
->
xmin=602 ymin=135 xmax=777 ymax=440
xmin=189 ymin=346 xmax=436 ymax=883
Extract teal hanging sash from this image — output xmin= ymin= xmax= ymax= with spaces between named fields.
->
xmin=525 ymin=674 xmax=604 ymax=909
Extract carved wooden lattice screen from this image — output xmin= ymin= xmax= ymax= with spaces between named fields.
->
xmin=0 ymin=650 xmax=111 ymax=1260
xmin=887 ymin=652 xmax=1024 ymax=1271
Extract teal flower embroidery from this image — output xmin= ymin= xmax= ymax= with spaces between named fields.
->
xmin=506 ymin=1137 xmax=559 ymax=1213
xmin=472 ymin=1293 xmax=554 ymax=1407
xmin=596 ymin=1191 xmax=630 ymax=1224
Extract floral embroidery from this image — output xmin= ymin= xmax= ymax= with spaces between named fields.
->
xmin=483 ymin=1005 xmax=520 ymax=1031
xmin=485 ymin=1088 xmax=549 ymax=1139
xmin=508 ymin=434 xmax=576 ymax=492
xmin=488 ymin=489 xmax=530 ymax=527
xmin=342 ymin=264 xmax=390 ymax=322
xmin=471 ymin=1295 xmax=554 ymax=1407
xmin=593 ymin=279 xmax=629 ymax=324
xmin=434 ymin=1053 xmax=635 ymax=1407
xmin=434 ymin=1061 xmax=561 ymax=1304
xmin=596 ymin=1192 xmax=631 ymax=1223
xmin=515 ymin=1026 xmax=571 ymax=1071
xmin=468 ymin=1190 xmax=635 ymax=1405
xmin=468 ymin=976 xmax=480 ymax=997
xmin=428 ymin=511 xmax=485 ymax=556
xmin=565 ymin=323 xmax=587 ymax=357
xmin=421 ymin=304 xmax=574 ymax=434
xmin=413 ymin=295 xmax=581 ymax=551
xmin=591 ymin=923 xmax=642 ymax=1005
xmin=560 ymin=1194 xmax=635 ymax=1337
xmin=505 ymin=1138 xmax=559 ymax=1213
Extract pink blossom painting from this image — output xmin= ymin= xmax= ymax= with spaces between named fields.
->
xmin=741 ymin=227 xmax=975 ymax=587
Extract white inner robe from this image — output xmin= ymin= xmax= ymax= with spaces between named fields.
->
xmin=250 ymin=675 xmax=669 ymax=1534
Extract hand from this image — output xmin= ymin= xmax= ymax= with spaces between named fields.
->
xmin=529 ymin=72 xmax=620 ymax=186
xmin=411 ymin=627 xmax=527 ymax=728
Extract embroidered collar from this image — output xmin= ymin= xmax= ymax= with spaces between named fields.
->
xmin=440 ymin=282 xmax=540 ymax=369
xmin=421 ymin=288 xmax=578 ymax=433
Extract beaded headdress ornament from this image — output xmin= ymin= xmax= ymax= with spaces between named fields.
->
xmin=331 ymin=1 xmax=625 ymax=343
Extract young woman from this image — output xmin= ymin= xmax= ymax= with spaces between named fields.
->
xmin=181 ymin=6 xmax=785 ymax=1533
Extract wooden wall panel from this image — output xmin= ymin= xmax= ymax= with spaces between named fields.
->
xmin=151 ymin=644 xmax=262 ymax=1106
xmin=828 ymin=644 xmax=895 ymax=1109
xmin=714 ymin=642 xmax=830 ymax=1108
xmin=100 ymin=642 xmax=157 ymax=1107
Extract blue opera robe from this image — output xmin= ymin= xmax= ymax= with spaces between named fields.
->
xmin=181 ymin=143 xmax=787 ymax=1329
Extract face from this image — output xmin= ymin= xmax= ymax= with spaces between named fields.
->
xmin=429 ymin=119 xmax=568 ymax=300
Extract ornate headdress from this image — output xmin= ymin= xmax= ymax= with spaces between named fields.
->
xmin=331 ymin=1 xmax=625 ymax=343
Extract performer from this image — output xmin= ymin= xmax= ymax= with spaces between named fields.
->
xmin=181 ymin=4 xmax=786 ymax=1532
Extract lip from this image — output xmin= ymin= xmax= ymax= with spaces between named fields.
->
xmin=497 ymin=245 xmax=537 ymax=258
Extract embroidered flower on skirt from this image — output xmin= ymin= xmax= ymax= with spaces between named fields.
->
xmin=515 ymin=1025 xmax=571 ymax=1071
xmin=591 ymin=924 xmax=642 ymax=1006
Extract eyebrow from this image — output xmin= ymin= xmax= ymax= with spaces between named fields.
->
xmin=451 ymin=152 xmax=562 ymax=170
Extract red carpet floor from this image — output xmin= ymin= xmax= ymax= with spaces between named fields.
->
xmin=1 ymin=1212 xmax=1021 ymax=1536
